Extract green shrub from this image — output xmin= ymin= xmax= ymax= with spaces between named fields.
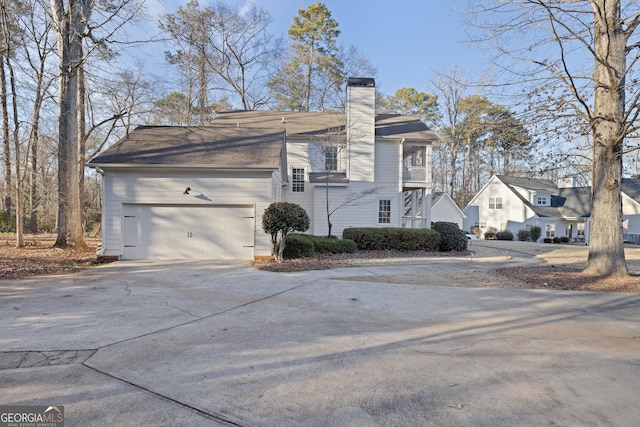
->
xmin=307 ymin=235 xmax=357 ymax=253
xmin=432 ymin=222 xmax=468 ymax=251
xmin=496 ymin=230 xmax=514 ymax=241
xmin=529 ymin=226 xmax=542 ymax=242
xmin=517 ymin=229 xmax=529 ymax=241
xmin=552 ymin=236 xmax=561 ymax=244
xmin=283 ymin=234 xmax=315 ymax=259
xmin=342 ymin=227 xmax=441 ymax=252
xmin=543 ymin=238 xmax=553 ymax=243
xmin=262 ymin=202 xmax=310 ymax=262
xmin=560 ymin=236 xmax=570 ymax=243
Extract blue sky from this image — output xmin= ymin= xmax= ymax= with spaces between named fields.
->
xmin=143 ymin=0 xmax=489 ymax=96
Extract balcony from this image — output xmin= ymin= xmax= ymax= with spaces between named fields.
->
xmin=403 ymin=166 xmax=430 ymax=189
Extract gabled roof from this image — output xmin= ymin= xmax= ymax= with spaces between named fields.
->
xmin=88 ymin=126 xmax=285 ymax=169
xmin=496 ymin=175 xmax=591 ymax=219
xmin=432 ymin=192 xmax=466 ymax=218
xmin=469 ymin=174 xmax=640 ymax=221
xmin=213 ymin=110 xmax=438 ymax=141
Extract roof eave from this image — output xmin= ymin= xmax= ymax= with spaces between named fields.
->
xmin=86 ymin=163 xmax=279 ymax=171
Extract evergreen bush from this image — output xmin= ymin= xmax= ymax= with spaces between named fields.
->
xmin=307 ymin=235 xmax=357 ymax=253
xmin=283 ymin=234 xmax=315 ymax=259
xmin=496 ymin=230 xmax=514 ymax=240
xmin=529 ymin=226 xmax=542 ymax=242
xmin=517 ymin=229 xmax=529 ymax=241
xmin=432 ymin=222 xmax=468 ymax=251
xmin=342 ymin=227 xmax=441 ymax=251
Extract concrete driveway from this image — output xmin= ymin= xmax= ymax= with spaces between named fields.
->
xmin=1 ymin=256 xmax=639 ymax=426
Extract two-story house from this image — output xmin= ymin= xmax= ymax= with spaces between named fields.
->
xmin=463 ymin=174 xmax=640 ymax=243
xmin=88 ymin=78 xmax=438 ymax=260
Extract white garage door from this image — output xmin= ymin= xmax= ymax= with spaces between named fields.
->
xmin=123 ymin=204 xmax=255 ymax=260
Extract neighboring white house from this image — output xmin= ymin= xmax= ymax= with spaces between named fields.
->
xmin=87 ymin=78 xmax=439 ymax=260
xmin=463 ymin=174 xmax=640 ymax=243
xmin=430 ymin=192 xmax=465 ymax=229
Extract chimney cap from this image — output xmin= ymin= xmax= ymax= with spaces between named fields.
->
xmin=347 ymin=77 xmax=375 ymax=87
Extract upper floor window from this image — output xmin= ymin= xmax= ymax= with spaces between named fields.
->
xmin=378 ymin=199 xmax=391 ymax=224
xmin=325 ymin=146 xmax=338 ymax=171
xmin=292 ymin=168 xmax=305 ymax=192
xmin=489 ymin=197 xmax=502 ymax=209
xmin=536 ymin=195 xmax=548 ymax=206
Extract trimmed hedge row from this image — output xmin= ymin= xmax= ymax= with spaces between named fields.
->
xmin=342 ymin=227 xmax=441 ymax=251
xmin=306 ymin=235 xmax=357 ymax=254
xmin=283 ymin=234 xmax=315 ymax=259
xmin=283 ymin=234 xmax=357 ymax=259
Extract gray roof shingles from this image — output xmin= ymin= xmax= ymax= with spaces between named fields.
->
xmin=496 ymin=175 xmax=592 ymax=218
xmin=88 ymin=126 xmax=285 ymax=168
xmin=89 ymin=110 xmax=438 ymax=167
xmin=214 ymin=111 xmax=438 ymax=140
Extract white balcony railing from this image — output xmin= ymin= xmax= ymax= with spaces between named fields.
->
xmin=403 ymin=166 xmax=428 ymax=183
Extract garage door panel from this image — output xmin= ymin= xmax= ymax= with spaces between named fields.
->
xmin=123 ymin=205 xmax=254 ymax=260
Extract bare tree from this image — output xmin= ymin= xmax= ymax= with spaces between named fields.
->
xmin=50 ymin=0 xmax=142 ymax=248
xmin=311 ymin=132 xmax=379 ymax=237
xmin=19 ymin=1 xmax=56 ymax=234
xmin=160 ymin=1 xmax=281 ymax=114
xmin=471 ymin=0 xmax=640 ymax=277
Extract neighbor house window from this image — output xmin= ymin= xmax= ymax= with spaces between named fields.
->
xmin=500 ymin=223 xmax=506 ymax=230
xmin=474 ymin=221 xmax=486 ymax=228
xmin=325 ymin=146 xmax=338 ymax=171
xmin=489 ymin=197 xmax=502 ymax=209
xmin=378 ymin=199 xmax=391 ymax=224
xmin=546 ymin=224 xmax=555 ymax=238
xmin=536 ymin=195 xmax=548 ymax=206
xmin=577 ymin=222 xmax=585 ymax=237
xmin=292 ymin=168 xmax=305 ymax=192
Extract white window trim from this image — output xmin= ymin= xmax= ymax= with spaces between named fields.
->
xmin=378 ymin=199 xmax=392 ymax=224
xmin=291 ymin=166 xmax=306 ymax=192
xmin=489 ymin=197 xmax=502 ymax=210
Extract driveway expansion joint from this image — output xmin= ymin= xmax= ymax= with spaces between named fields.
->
xmin=0 ymin=349 xmax=97 ymax=370
xmin=82 ymin=363 xmax=246 ymax=426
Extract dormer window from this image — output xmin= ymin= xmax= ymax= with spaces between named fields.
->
xmin=536 ymin=195 xmax=549 ymax=206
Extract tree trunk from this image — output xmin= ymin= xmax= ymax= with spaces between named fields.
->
xmin=448 ymin=141 xmax=459 ymax=199
xmin=0 ymin=56 xmax=10 ymax=219
xmin=78 ymin=43 xmax=86 ymax=231
xmin=51 ymin=0 xmax=89 ymax=249
xmin=584 ymin=0 xmax=627 ymax=276
xmin=5 ymin=48 xmax=23 ymax=247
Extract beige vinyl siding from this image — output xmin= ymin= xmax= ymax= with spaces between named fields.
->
xmin=100 ymin=169 xmax=275 ymax=259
